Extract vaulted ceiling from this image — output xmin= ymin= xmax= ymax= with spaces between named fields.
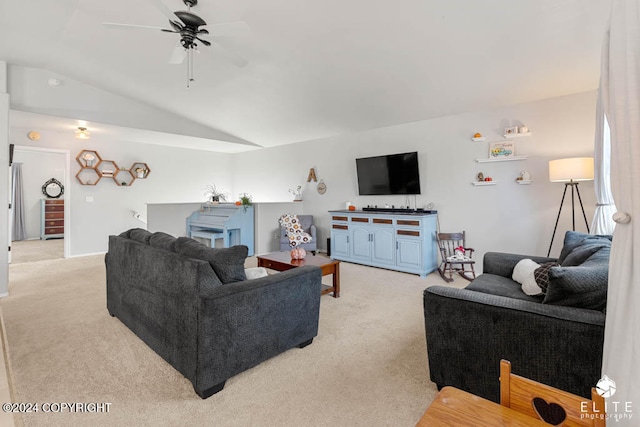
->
xmin=0 ymin=0 xmax=611 ymax=151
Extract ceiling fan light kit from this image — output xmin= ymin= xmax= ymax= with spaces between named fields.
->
xmin=104 ymin=0 xmax=249 ymax=88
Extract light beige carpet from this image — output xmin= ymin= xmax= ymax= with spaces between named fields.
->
xmin=2 ymin=254 xmax=467 ymax=427
xmin=10 ymin=240 xmax=64 ymax=264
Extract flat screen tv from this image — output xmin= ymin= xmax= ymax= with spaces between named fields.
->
xmin=356 ymin=152 xmax=421 ymax=195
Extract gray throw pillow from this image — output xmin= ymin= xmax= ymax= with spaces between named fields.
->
xmin=175 ymin=237 xmax=248 ymax=284
xmin=543 ymin=264 xmax=608 ymax=311
xmin=149 ymin=232 xmax=177 ymax=251
xmin=561 ymin=241 xmax=610 ymax=267
xmin=557 ymin=231 xmax=612 ymax=264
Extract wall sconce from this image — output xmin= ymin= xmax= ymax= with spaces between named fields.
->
xmin=75 ymin=127 xmax=91 ymax=140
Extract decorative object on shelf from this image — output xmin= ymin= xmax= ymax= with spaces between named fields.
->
xmin=289 ymin=185 xmax=303 ymax=201
xmin=307 ymin=168 xmax=317 ymax=182
xmin=27 ymin=131 xmax=41 ymax=141
xmin=75 ymin=127 xmax=91 ymax=140
xmin=290 ymin=247 xmax=307 ymax=260
xmin=483 ymin=176 xmax=493 ymax=182
xmin=82 ymin=152 xmax=96 ymax=167
xmin=348 ymin=205 xmax=356 ymax=211
xmin=317 ymin=179 xmax=327 ymax=195
xmin=489 ymin=142 xmax=515 ymax=158
xmin=516 ymin=170 xmax=532 ymax=184
xmin=477 ymin=172 xmax=484 ymax=182
xmin=546 ymin=157 xmax=594 ymax=256
xmin=203 ymin=184 xmax=228 ymax=203
xmin=504 ymin=126 xmax=518 ymax=136
xmin=239 ymin=193 xmax=252 ymax=212
xmin=41 ymin=178 xmax=64 ymax=199
xmin=519 ymin=125 xmax=529 ymax=133
xmin=471 ymin=132 xmax=486 ymax=142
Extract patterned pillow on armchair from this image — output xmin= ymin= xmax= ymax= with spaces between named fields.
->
xmin=279 ymin=214 xmax=313 ymax=248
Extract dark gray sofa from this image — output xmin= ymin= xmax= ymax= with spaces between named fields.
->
xmin=106 ymin=229 xmax=322 ymax=398
xmin=424 ymin=231 xmax=610 ymax=403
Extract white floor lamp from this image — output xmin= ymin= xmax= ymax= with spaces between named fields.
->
xmin=547 ymin=157 xmax=594 ymax=256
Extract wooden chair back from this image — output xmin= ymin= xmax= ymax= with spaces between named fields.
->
xmin=500 ymin=360 xmax=605 ymax=427
xmin=437 ymin=231 xmax=466 ymax=258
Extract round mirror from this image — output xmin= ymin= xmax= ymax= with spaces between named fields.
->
xmin=42 ymin=178 xmax=64 ymax=199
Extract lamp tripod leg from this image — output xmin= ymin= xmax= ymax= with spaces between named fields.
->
xmin=574 ymin=184 xmax=590 ymax=233
xmin=548 ymin=184 xmax=569 ymax=257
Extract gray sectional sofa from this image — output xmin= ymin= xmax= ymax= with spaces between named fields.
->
xmin=106 ymin=228 xmax=322 ymax=398
xmin=424 ymin=231 xmax=610 ymax=402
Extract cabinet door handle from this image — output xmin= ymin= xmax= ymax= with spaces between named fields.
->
xmin=396 ymin=241 xmax=399 ymax=250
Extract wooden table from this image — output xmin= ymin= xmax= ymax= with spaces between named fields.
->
xmin=256 ymin=251 xmax=340 ymax=298
xmin=416 ymin=387 xmax=548 ymax=426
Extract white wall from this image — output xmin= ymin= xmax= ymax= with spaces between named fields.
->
xmin=7 ymin=90 xmax=598 ymax=266
xmin=232 ymin=91 xmax=599 ymax=267
xmin=8 ymin=129 xmax=234 ymax=256
xmin=13 ymin=149 xmax=66 ymax=239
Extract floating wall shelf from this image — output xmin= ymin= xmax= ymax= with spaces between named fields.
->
xmin=516 ymin=180 xmax=533 ymax=185
xmin=503 ymin=132 xmax=532 ymax=139
xmin=476 ymin=156 xmax=528 ymax=163
xmin=75 ymin=150 xmax=150 ymax=186
xmin=471 ymin=181 xmax=498 ymax=186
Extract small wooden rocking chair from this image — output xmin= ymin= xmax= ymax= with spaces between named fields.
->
xmin=437 ymin=231 xmax=476 ymax=282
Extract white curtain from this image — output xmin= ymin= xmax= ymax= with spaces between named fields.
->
xmin=11 ymin=163 xmax=26 ymax=241
xmin=591 ymin=91 xmax=616 ymax=235
xmin=600 ymin=1 xmax=640 ymax=423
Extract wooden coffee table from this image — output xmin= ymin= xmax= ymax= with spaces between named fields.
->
xmin=256 ymin=251 xmax=340 ymax=298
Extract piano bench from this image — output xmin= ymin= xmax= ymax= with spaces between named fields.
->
xmin=190 ymin=230 xmax=225 ymax=248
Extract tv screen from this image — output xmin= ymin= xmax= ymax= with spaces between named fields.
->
xmin=356 ymin=152 xmax=421 ymax=195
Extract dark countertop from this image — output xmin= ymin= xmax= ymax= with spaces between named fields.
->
xmin=329 ymin=209 xmax=437 ymax=216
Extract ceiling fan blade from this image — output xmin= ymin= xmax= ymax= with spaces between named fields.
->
xmin=209 ymin=40 xmax=248 ymax=67
xmin=196 ymin=37 xmax=211 ymax=47
xmin=147 ymin=0 xmax=178 ymax=21
xmin=208 ymin=21 xmax=251 ymax=38
xmin=169 ymin=42 xmax=187 ymax=64
xmin=169 ymin=20 xmax=183 ymax=32
xmin=103 ymin=22 xmax=167 ymax=31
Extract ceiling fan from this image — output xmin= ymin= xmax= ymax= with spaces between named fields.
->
xmin=103 ymin=0 xmax=250 ymax=87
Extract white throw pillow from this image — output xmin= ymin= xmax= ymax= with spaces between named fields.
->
xmin=512 ymin=258 xmax=543 ymax=296
xmin=244 ymin=267 xmax=269 ymax=280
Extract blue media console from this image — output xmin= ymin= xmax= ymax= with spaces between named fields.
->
xmin=329 ymin=210 xmax=438 ymax=278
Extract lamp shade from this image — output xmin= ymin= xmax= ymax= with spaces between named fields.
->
xmin=548 ymin=157 xmax=594 ymax=182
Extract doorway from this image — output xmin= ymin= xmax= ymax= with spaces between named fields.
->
xmin=10 ymin=146 xmax=70 ymax=263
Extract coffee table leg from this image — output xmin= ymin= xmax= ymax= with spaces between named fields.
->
xmin=333 ymin=264 xmax=340 ymax=298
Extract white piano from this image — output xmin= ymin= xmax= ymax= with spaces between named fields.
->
xmin=186 ymin=203 xmax=254 ymax=255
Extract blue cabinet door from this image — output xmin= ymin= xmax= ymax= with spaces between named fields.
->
xmin=396 ymin=237 xmax=423 ymax=271
xmin=372 ymin=227 xmax=395 ymax=265
xmin=332 ymin=229 xmax=350 ymax=259
xmin=351 ymin=226 xmax=372 ymax=261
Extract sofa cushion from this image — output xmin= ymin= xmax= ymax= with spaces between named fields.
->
xmin=465 ymin=274 xmax=544 ymax=303
xmin=129 ymin=228 xmax=152 ymax=244
xmin=149 ymin=232 xmax=177 ymax=251
xmin=543 ymin=248 xmax=609 ymax=311
xmin=175 ymin=237 xmax=248 ymax=284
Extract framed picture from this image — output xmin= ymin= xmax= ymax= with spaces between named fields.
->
xmin=504 ymin=126 xmax=518 ymax=136
xmin=489 ymin=142 xmax=515 ymax=158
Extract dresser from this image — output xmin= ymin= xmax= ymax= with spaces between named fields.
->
xmin=40 ymin=199 xmax=64 ymax=240
xmin=329 ymin=210 xmax=438 ymax=277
